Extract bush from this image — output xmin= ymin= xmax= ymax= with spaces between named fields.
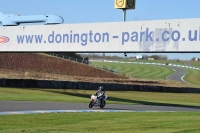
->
xmin=120 ymin=72 xmax=126 ymax=78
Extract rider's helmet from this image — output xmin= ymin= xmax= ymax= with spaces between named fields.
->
xmin=99 ymin=86 xmax=103 ymax=91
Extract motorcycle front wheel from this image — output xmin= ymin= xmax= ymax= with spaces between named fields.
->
xmin=89 ymin=101 xmax=94 ymax=108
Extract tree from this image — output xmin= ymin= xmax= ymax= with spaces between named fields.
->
xmin=159 ymin=55 xmax=168 ymax=60
xmin=150 ymin=55 xmax=160 ymax=60
xmin=191 ymin=57 xmax=196 ymax=61
xmin=142 ymin=54 xmax=149 ymax=60
xmin=47 ymin=52 xmax=82 ymax=58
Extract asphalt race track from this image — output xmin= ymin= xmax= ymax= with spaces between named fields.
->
xmin=0 ymin=101 xmax=200 ymax=115
xmin=165 ymin=66 xmax=188 ymax=82
xmin=100 ymin=61 xmax=189 ymax=83
xmin=0 ymin=65 xmax=195 ymax=115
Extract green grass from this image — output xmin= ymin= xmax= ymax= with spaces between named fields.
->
xmin=0 ymin=88 xmax=200 ymax=133
xmin=190 ymin=61 xmax=200 ymax=67
xmin=0 ymin=112 xmax=200 ymax=133
xmin=184 ymin=68 xmax=200 ymax=85
xmin=91 ymin=62 xmax=174 ymax=80
xmin=0 ymin=88 xmax=200 ymax=107
xmin=91 ymin=61 xmax=200 ymax=85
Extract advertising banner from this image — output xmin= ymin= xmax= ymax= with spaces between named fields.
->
xmin=0 ymin=18 xmax=200 ymax=52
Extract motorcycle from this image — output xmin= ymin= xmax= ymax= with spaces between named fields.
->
xmin=89 ymin=93 xmax=108 ymax=108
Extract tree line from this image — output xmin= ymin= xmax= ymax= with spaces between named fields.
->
xmin=78 ymin=53 xmax=169 ymax=60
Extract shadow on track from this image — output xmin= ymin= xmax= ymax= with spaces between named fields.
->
xmin=40 ymin=89 xmax=200 ymax=110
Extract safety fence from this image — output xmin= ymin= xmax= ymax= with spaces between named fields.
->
xmin=90 ymin=64 xmax=122 ymax=74
xmin=0 ymin=78 xmax=200 ymax=93
xmin=46 ymin=53 xmax=89 ymax=65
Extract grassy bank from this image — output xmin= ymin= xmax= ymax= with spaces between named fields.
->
xmin=90 ymin=62 xmax=174 ymax=80
xmin=0 ymin=88 xmax=200 ymax=107
xmin=0 ymin=112 xmax=200 ymax=133
xmin=91 ymin=61 xmax=200 ymax=85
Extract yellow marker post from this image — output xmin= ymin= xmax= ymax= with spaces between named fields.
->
xmin=114 ymin=0 xmax=136 ymax=21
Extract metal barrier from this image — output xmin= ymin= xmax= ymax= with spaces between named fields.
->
xmin=46 ymin=53 xmax=89 ymax=65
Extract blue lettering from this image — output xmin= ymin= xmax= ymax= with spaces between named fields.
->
xmin=199 ymin=27 xmax=200 ymax=41
xmin=55 ymin=34 xmax=62 ymax=43
xmin=122 ymin=32 xmax=129 ymax=45
xmin=171 ymin=30 xmax=180 ymax=42
xmin=145 ymin=28 xmax=153 ymax=41
xmin=35 ymin=35 xmax=43 ymax=43
xmin=25 ymin=35 xmax=34 ymax=43
xmin=102 ymin=33 xmax=109 ymax=42
xmin=17 ymin=35 xmax=25 ymax=44
xmin=48 ymin=31 xmax=54 ymax=43
xmin=70 ymin=30 xmax=73 ymax=43
xmin=188 ymin=30 xmax=197 ymax=41
xmin=17 ymin=28 xmax=200 ymax=46
xmin=63 ymin=34 xmax=69 ymax=43
xmin=81 ymin=33 xmax=87 ymax=46
xmin=131 ymin=32 xmax=138 ymax=42
xmin=89 ymin=30 xmax=93 ymax=42
xmin=140 ymin=32 xmax=145 ymax=42
xmin=162 ymin=31 xmax=170 ymax=42
xmin=94 ymin=33 xmax=101 ymax=43
xmin=74 ymin=33 xmax=80 ymax=43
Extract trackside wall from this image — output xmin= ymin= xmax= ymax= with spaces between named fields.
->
xmin=0 ymin=78 xmax=199 ymax=93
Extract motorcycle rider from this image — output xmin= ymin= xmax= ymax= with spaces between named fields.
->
xmin=95 ymin=86 xmax=105 ymax=102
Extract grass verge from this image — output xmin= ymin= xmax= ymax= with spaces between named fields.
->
xmin=0 ymin=88 xmax=200 ymax=107
xmin=0 ymin=112 xmax=200 ymax=133
xmin=190 ymin=61 xmax=200 ymax=67
xmin=184 ymin=68 xmax=200 ymax=85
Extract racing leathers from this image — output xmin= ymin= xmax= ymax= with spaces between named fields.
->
xmin=95 ymin=88 xmax=105 ymax=102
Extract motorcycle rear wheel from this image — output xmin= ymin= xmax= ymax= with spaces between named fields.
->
xmin=100 ymin=100 xmax=106 ymax=108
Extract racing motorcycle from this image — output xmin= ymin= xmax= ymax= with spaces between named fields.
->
xmin=89 ymin=93 xmax=108 ymax=108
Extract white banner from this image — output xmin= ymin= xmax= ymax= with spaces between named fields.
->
xmin=0 ymin=18 xmax=200 ymax=52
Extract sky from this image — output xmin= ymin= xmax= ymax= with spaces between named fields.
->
xmin=0 ymin=0 xmax=200 ymax=60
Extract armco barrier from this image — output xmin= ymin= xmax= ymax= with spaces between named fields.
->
xmin=0 ymin=78 xmax=200 ymax=93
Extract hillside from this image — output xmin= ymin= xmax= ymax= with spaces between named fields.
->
xmin=0 ymin=53 xmax=199 ymax=88
xmin=0 ymin=53 xmax=120 ymax=79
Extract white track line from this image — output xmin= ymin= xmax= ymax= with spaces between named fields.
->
xmin=166 ymin=68 xmax=176 ymax=80
xmin=0 ymin=110 xmax=176 ymax=115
